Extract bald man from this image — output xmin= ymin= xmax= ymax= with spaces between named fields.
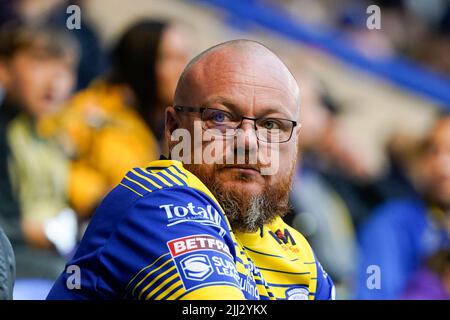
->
xmin=47 ymin=40 xmax=335 ymax=300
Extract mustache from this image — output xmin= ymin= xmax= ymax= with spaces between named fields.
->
xmin=216 ymin=163 xmax=262 ymax=173
xmin=215 ymin=153 xmax=274 ymax=172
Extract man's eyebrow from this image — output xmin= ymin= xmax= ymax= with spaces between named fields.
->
xmin=203 ymin=96 xmax=235 ymax=107
xmin=258 ymin=106 xmax=294 ymax=119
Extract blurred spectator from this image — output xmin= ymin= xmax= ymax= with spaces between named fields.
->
xmin=401 ymin=249 xmax=450 ymax=300
xmin=373 ymin=131 xmax=420 ymax=201
xmin=0 ymin=226 xmax=15 ymax=300
xmin=291 ymin=76 xmax=385 ymax=227
xmin=0 ymin=24 xmax=79 ymax=281
xmin=109 ymin=20 xmax=192 ymax=141
xmin=289 ymin=72 xmax=442 ymax=299
xmin=41 ymin=19 xmax=191 ymax=218
xmin=356 ymin=115 xmax=450 ymax=299
xmin=288 ymin=74 xmax=357 ymax=298
xmin=0 ymin=0 xmax=106 ymax=89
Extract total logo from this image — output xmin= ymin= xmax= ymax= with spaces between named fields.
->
xmin=159 ymin=203 xmax=222 ymax=227
xmin=180 ymin=254 xmax=214 ymax=281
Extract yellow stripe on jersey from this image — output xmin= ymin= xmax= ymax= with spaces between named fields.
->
xmin=166 ymin=166 xmax=188 ymax=183
xmin=160 ymin=170 xmax=185 ymax=186
xmin=157 ymin=281 xmax=185 ymax=300
xmin=126 ymin=253 xmax=170 ymax=291
xmin=145 ymin=272 xmax=181 ymax=300
xmin=147 ymin=168 xmax=182 ymax=187
xmin=157 ymin=161 xmax=222 ymax=207
xmin=165 ymin=284 xmax=185 ymax=300
xmin=132 ymin=258 xmax=173 ymax=297
xmin=138 ymin=265 xmax=177 ymax=300
xmin=150 ymin=171 xmax=174 ymax=187
xmin=131 ymin=169 xmax=162 ymax=190
xmin=256 ymin=284 xmax=276 ymax=300
xmin=124 ymin=175 xmax=153 ymax=193
xmin=119 ymin=183 xmax=143 ymax=197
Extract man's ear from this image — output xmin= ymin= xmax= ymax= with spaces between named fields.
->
xmin=295 ymin=123 xmax=302 ymax=137
xmin=165 ymin=106 xmax=180 ymax=146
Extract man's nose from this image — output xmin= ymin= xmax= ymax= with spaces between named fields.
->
xmin=235 ymin=119 xmax=259 ymax=151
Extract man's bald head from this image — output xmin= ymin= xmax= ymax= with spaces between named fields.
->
xmin=174 ymin=39 xmax=300 ymax=115
xmin=165 ymin=39 xmax=303 ymax=232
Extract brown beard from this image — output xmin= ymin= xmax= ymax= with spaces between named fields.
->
xmin=185 ymin=163 xmax=293 ymax=232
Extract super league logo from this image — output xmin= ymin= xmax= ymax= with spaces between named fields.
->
xmin=180 ymin=254 xmax=214 ymax=281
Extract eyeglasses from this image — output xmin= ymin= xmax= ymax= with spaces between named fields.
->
xmin=174 ymin=105 xmax=297 ymax=143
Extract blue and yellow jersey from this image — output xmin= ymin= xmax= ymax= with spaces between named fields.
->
xmin=47 ymin=158 xmax=334 ymax=300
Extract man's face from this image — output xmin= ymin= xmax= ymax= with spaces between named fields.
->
xmin=0 ymin=48 xmax=75 ymax=118
xmin=422 ymin=118 xmax=450 ymax=209
xmin=167 ymin=46 xmax=300 ymax=231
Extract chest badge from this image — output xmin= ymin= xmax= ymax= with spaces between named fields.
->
xmin=285 ymin=286 xmax=310 ymax=300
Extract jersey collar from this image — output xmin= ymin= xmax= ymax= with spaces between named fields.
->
xmin=147 ymin=155 xmax=183 ymax=169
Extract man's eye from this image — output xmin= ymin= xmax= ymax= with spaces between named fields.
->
xmin=262 ymin=120 xmax=280 ymax=130
xmin=211 ymin=111 xmax=230 ymax=123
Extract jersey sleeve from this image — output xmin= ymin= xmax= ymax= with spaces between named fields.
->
xmin=314 ymin=258 xmax=335 ymax=300
xmin=97 ymin=186 xmax=245 ymax=300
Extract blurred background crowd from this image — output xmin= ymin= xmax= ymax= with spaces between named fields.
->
xmin=0 ymin=0 xmax=449 ymax=300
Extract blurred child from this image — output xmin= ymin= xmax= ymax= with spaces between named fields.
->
xmin=1 ymin=0 xmax=105 ymax=89
xmin=0 ymin=23 xmax=79 ymax=280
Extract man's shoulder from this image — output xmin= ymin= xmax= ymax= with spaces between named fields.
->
xmin=99 ymin=162 xmax=225 ymax=225
xmin=118 ymin=165 xmax=189 ymax=198
xmin=109 ymin=161 xmax=230 ymax=229
xmin=116 ymin=160 xmax=220 ymax=206
xmin=73 ymin=162 xmax=229 ymax=260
